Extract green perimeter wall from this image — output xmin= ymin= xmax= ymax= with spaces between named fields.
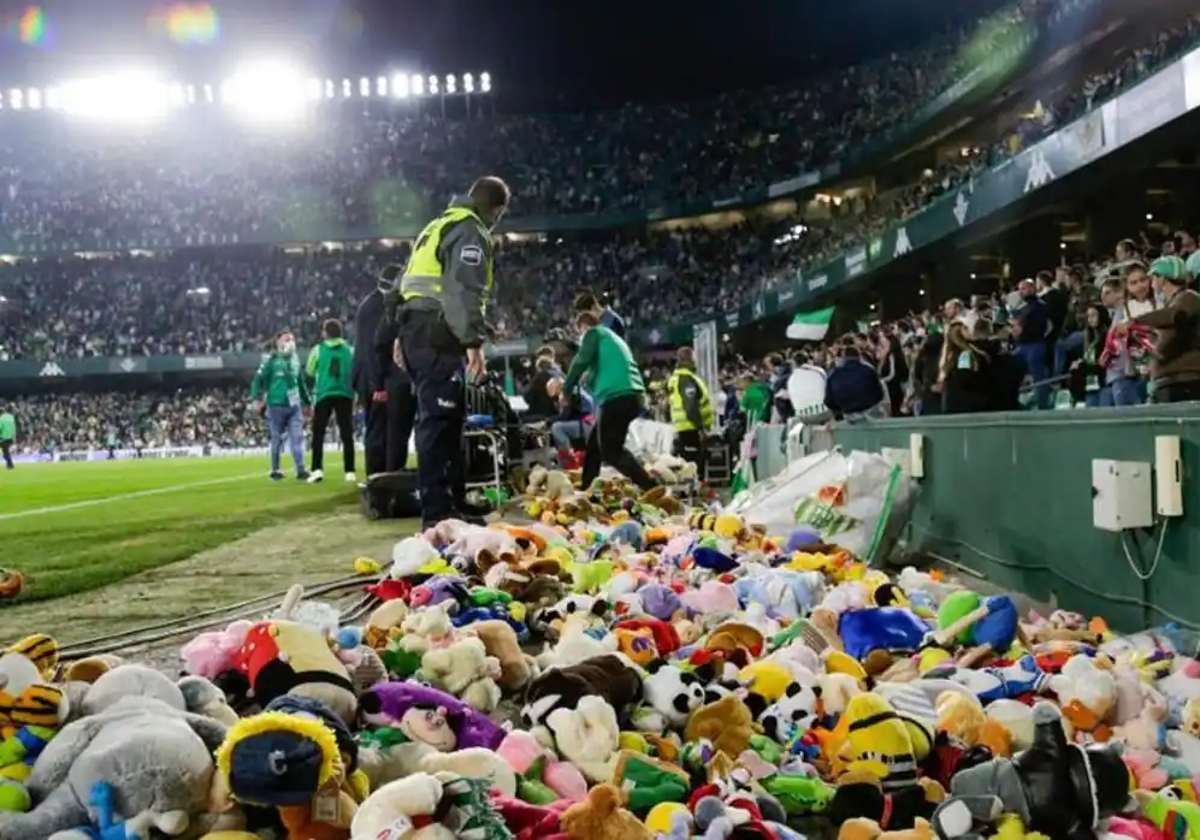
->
xmin=831 ymin=408 xmax=1200 ymax=633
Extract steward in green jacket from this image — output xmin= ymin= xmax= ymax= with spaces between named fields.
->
xmin=252 ymin=330 xmax=310 ymax=480
xmin=304 ymin=319 xmax=357 ymax=482
xmin=561 ymin=309 xmax=659 ymax=492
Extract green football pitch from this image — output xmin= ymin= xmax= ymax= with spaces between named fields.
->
xmin=0 ymin=456 xmax=365 ymax=604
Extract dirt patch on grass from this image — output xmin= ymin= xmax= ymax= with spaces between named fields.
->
xmin=0 ymin=512 xmax=416 ymax=649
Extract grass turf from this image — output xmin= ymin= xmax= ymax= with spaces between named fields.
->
xmin=0 ymin=456 xmax=363 ymax=605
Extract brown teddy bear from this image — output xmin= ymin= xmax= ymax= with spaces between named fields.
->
xmin=684 ymin=694 xmax=758 ymax=757
xmin=561 ymin=783 xmax=651 ymax=840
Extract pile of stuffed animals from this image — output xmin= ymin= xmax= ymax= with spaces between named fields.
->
xmin=3 ymin=467 xmax=1200 ymax=840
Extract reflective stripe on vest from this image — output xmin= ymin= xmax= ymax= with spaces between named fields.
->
xmin=400 ymin=206 xmax=494 ymax=310
xmin=668 ymin=368 xmax=713 ymax=432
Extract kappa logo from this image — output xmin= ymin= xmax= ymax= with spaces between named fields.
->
xmin=1023 ymin=149 xmax=1056 ymax=194
xmin=459 ymin=245 xmax=484 ymax=266
xmin=893 ymin=227 xmax=912 ymax=257
xmin=39 ymin=362 xmax=65 ymax=377
xmin=953 ymin=192 xmax=970 ymax=227
xmin=648 ymin=329 xmax=662 ymax=344
xmin=436 ymin=398 xmax=457 ymax=410
xmin=119 ymin=358 xmax=137 ymax=372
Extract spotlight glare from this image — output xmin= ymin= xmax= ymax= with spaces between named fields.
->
xmin=446 ymin=74 xmax=456 ymax=93
xmin=412 ymin=74 xmax=424 ymax=96
xmin=223 ymin=60 xmax=308 ymax=124
xmin=480 ymin=72 xmax=491 ymax=93
xmin=464 ymin=73 xmax=475 ymax=93
xmin=392 ymin=74 xmax=409 ymax=98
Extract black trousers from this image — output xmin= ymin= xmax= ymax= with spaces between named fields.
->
xmin=1 ymin=440 xmax=12 ymax=469
xmin=363 ymin=378 xmax=419 ymax=476
xmin=311 ymin=396 xmax=356 ymax=473
xmin=1152 ymin=380 xmax=1200 ymax=404
xmin=673 ymin=428 xmax=707 ymax=480
xmin=580 ymin=394 xmax=658 ymax=492
xmin=399 ymin=312 xmax=467 ymax=524
xmin=386 ymin=378 xmax=419 ymax=473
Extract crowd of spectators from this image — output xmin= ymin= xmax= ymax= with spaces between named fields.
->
xmin=9 ymin=387 xmax=261 ymax=453
xmin=0 ymin=0 xmax=1075 ymax=250
xmin=0 ymin=1 xmax=1194 ymax=360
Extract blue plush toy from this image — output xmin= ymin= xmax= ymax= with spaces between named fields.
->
xmin=837 ymin=606 xmax=930 ymax=660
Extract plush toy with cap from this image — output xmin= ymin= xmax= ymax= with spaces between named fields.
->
xmin=214 ymin=695 xmax=368 ymax=840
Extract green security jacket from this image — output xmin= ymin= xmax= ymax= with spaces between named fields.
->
xmin=562 ymin=325 xmax=645 ymax=406
xmin=306 ymin=338 xmax=355 ymax=403
xmin=251 ymin=352 xmax=310 ymax=408
xmin=0 ymin=412 xmax=14 ymax=442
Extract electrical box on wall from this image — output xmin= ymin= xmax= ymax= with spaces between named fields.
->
xmin=1092 ymin=459 xmax=1154 ymax=532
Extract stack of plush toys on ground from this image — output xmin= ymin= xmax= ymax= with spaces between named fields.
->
xmin=3 ymin=467 xmax=1200 ymax=840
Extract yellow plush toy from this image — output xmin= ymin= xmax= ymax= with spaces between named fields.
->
xmin=936 ymin=691 xmax=985 ymax=746
xmin=738 ymin=661 xmax=795 ymax=702
xmin=837 ymin=693 xmax=930 ymax=785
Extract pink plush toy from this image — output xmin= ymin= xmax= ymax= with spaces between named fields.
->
xmin=497 ymin=730 xmax=588 ymax=801
xmin=180 ymin=619 xmax=253 ymax=679
xmin=679 ymin=580 xmax=739 ymax=615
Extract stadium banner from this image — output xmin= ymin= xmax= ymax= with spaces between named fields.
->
xmin=630 ymin=42 xmax=1200 ymax=347
xmin=11 ymin=443 xmax=363 ymax=465
xmin=692 ymin=320 xmax=720 ymax=398
xmin=0 ymin=340 xmax=533 ymax=381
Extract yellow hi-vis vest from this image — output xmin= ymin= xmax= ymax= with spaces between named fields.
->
xmin=668 ymin=368 xmax=713 ymax=432
xmin=399 ymin=206 xmax=494 ymax=313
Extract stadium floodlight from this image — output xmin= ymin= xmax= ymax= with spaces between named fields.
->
xmin=376 ymin=76 xmax=387 ymax=96
xmin=185 ymin=84 xmax=196 ymax=104
xmin=45 ymin=86 xmax=61 ymax=110
xmin=27 ymin=88 xmax=41 ymax=110
xmin=307 ymin=77 xmax=322 ymax=101
xmin=222 ymin=60 xmax=308 ymax=123
xmin=203 ymin=84 xmax=214 ymax=103
xmin=412 ymin=74 xmax=424 ymax=96
xmin=463 ymin=73 xmax=474 ymax=93
xmin=168 ymin=83 xmax=185 ymax=107
xmin=392 ymin=74 xmax=409 ymax=98
xmin=359 ymin=76 xmax=370 ymax=97
xmin=480 ymin=72 xmax=491 ymax=93
xmin=9 ymin=89 xmax=22 ymax=110
xmin=428 ymin=75 xmax=438 ymax=95
xmin=324 ymin=79 xmax=334 ymax=99
xmin=58 ymin=73 xmax=169 ymax=122
xmin=341 ymin=78 xmax=351 ymax=98
xmin=445 ymin=74 xmax=456 ymax=94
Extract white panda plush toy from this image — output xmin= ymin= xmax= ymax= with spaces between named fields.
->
xmin=760 ymin=682 xmax=821 ymax=743
xmin=635 ymin=662 xmax=708 ymax=733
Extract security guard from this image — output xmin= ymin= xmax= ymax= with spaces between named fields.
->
xmin=668 ymin=346 xmax=713 ymax=477
xmin=383 ymin=176 xmax=511 ymax=528
xmin=356 ymin=263 xmax=417 ymax=476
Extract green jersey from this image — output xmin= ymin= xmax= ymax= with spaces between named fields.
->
xmin=252 ymin=352 xmax=309 ymax=408
xmin=306 ymin=338 xmax=355 ymax=403
xmin=0 ymin=412 xmax=14 ymax=442
xmin=562 ymin=325 xmax=645 ymax=406
xmin=739 ymin=380 xmax=773 ymax=425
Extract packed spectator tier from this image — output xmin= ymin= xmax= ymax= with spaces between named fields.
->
xmin=1 ymin=1 xmax=1195 ymax=366
xmin=0 ymin=0 xmax=1079 ymax=250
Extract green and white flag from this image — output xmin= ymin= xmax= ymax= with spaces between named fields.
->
xmin=786 ymin=306 xmax=835 ymax=341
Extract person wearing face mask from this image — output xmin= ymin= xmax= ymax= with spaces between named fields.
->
xmin=387 ymin=176 xmax=511 ymax=529
xmin=356 ymin=263 xmax=417 ymax=477
xmin=251 ymin=329 xmax=311 ymax=481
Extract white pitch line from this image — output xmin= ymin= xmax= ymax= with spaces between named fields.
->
xmin=0 ymin=472 xmax=264 ymax=522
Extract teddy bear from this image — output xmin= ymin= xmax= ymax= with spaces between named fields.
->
xmin=1047 ymin=654 xmax=1116 ymax=740
xmin=418 ymin=636 xmax=502 ymax=713
xmin=349 ymin=772 xmax=454 ymax=840
xmin=459 ymin=619 xmax=534 ymax=692
xmin=685 ymin=695 xmax=758 ymax=758
xmin=560 ymin=782 xmax=651 ymax=840
xmin=546 ymin=695 xmax=623 ymax=783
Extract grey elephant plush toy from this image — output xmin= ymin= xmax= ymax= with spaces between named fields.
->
xmin=0 ymin=695 xmax=236 ymax=840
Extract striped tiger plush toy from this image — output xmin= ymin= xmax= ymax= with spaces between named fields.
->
xmin=0 ymin=634 xmax=68 ymax=788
